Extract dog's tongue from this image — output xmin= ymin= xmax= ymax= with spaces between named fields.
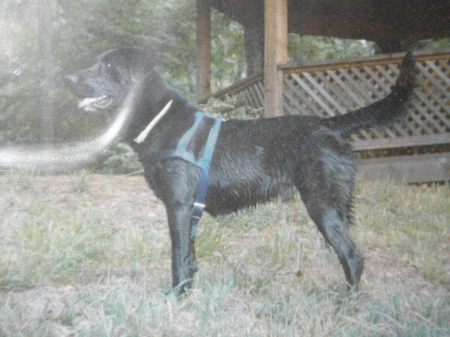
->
xmin=78 ymin=95 xmax=108 ymax=111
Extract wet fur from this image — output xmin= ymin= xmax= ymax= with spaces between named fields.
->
xmin=65 ymin=48 xmax=416 ymax=296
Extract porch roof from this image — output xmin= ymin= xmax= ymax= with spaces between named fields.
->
xmin=210 ymin=0 xmax=449 ymax=49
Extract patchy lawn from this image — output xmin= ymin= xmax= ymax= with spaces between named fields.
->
xmin=0 ymin=174 xmax=449 ymax=337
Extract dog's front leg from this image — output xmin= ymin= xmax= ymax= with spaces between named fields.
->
xmin=157 ymin=160 xmax=199 ymax=297
xmin=166 ymin=202 xmax=198 ymax=296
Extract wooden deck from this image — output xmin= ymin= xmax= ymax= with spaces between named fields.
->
xmin=204 ymin=49 xmax=450 ymax=183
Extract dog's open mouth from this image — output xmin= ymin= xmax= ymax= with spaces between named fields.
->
xmin=78 ymin=95 xmax=113 ymax=112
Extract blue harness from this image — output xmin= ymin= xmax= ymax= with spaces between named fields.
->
xmin=161 ymin=111 xmax=222 ymax=239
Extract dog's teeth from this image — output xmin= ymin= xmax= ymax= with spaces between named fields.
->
xmin=78 ymin=96 xmax=110 ymax=110
xmin=79 ymin=97 xmax=96 ymax=109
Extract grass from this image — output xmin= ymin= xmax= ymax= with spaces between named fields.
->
xmin=1 ymin=204 xmax=113 ymax=288
xmin=0 ymin=174 xmax=448 ymax=336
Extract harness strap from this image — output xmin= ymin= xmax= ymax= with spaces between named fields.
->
xmin=161 ymin=111 xmax=222 ymax=239
xmin=161 ymin=111 xmax=205 ymax=159
xmin=190 ymin=115 xmax=221 ymax=238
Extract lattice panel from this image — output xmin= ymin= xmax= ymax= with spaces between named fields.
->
xmin=283 ymin=53 xmax=450 ymax=148
xmin=235 ymin=79 xmax=265 ymax=110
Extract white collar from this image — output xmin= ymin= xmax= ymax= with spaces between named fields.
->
xmin=134 ymin=100 xmax=173 ymax=144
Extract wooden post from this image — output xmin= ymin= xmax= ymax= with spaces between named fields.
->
xmin=196 ymin=0 xmax=211 ymax=100
xmin=264 ymin=0 xmax=288 ymax=117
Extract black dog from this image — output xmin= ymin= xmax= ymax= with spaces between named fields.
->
xmin=65 ymin=48 xmax=416 ymax=296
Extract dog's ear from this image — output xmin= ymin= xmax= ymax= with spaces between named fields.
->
xmin=123 ymin=47 xmax=159 ymax=72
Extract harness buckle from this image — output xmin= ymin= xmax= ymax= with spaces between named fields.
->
xmin=193 ymin=202 xmax=205 ymax=211
xmin=191 ymin=202 xmax=205 ymax=221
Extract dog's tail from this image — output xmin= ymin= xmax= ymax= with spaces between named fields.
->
xmin=322 ymin=52 xmax=416 ymax=138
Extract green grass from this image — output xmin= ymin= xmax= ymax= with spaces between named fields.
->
xmin=0 ymin=202 xmax=114 ymax=289
xmin=355 ymin=180 xmax=450 ymax=285
xmin=0 ymin=174 xmax=448 ymax=337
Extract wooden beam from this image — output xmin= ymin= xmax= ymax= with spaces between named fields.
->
xmin=357 ymin=153 xmax=450 ymax=184
xmin=196 ymin=0 xmax=211 ymax=100
xmin=264 ymin=0 xmax=288 ymax=117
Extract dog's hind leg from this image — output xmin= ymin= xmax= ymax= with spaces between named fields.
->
xmin=311 ymin=206 xmax=363 ymax=289
xmin=295 ymin=150 xmax=363 ymax=289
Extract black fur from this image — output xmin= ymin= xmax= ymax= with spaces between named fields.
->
xmin=65 ymin=49 xmax=416 ymax=296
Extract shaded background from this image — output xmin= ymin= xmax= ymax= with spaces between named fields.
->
xmin=0 ymin=0 xmax=447 ymax=147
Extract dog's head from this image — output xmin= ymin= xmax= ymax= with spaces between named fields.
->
xmin=65 ymin=48 xmax=156 ymax=112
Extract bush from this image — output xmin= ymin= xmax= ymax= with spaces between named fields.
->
xmin=96 ymin=143 xmax=143 ymax=175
